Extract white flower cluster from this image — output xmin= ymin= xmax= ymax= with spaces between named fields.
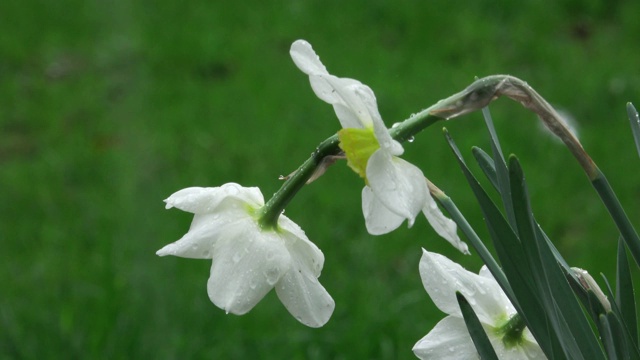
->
xmin=156 ymin=40 xmax=542 ymax=359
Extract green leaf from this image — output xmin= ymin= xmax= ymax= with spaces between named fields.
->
xmin=508 ymin=155 xmax=606 ymax=360
xmin=472 ymin=146 xmax=499 ymax=191
xmin=628 ymin=102 xmax=640 ymax=158
xmin=601 ymin=275 xmax=640 ymax=359
xmin=481 ymin=107 xmax=517 ymax=229
xmin=616 ymin=238 xmax=638 ymax=347
xmin=456 ymin=292 xmax=499 ymax=360
xmin=591 ymin=171 xmax=640 ymax=268
xmin=606 ymin=311 xmax=640 ymax=360
xmin=598 ymin=314 xmax=619 ymax=360
xmin=433 ymin=193 xmax=509 ymax=296
xmin=444 ymin=128 xmax=558 ymax=356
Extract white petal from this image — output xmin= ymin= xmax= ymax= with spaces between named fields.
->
xmin=277 ymin=215 xmax=324 ymax=275
xmin=308 ymin=75 xmax=343 ymax=104
xmin=413 ymin=316 xmax=479 ymax=360
xmin=275 ymin=224 xmax=334 ymax=327
xmin=322 ymin=76 xmax=376 ymax=129
xmin=419 ymin=249 xmax=510 ymax=325
xmin=156 ymin=213 xmax=245 ymax=258
xmin=290 ymin=40 xmax=328 ymax=76
xmin=353 ymin=85 xmax=403 ymax=156
xmin=207 ymin=221 xmax=291 ymax=315
xmin=361 ymin=186 xmax=405 ymax=235
xmin=477 ymin=265 xmax=516 ymax=316
xmin=333 ymin=102 xmax=365 ymax=129
xmin=422 ymin=194 xmax=469 ymax=254
xmin=488 ymin=334 xmax=546 ymax=360
xmin=366 ymin=151 xmax=427 ymax=227
xmin=164 ymin=183 xmax=263 ymax=214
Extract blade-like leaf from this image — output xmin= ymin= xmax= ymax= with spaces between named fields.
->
xmin=599 ymin=314 xmax=619 ymax=360
xmin=591 ymin=172 xmax=640 ymax=268
xmin=472 ymin=146 xmax=499 ymax=191
xmin=509 ymin=155 xmax=606 ymax=360
xmin=444 ymin=128 xmax=558 ymax=356
xmin=481 ymin=107 xmax=517 ymax=229
xmin=601 ymin=275 xmax=640 ymax=360
xmin=433 ymin=193 xmax=510 ymax=296
xmin=628 ymin=102 xmax=640 ymax=158
xmin=457 ymin=292 xmax=499 ymax=360
xmin=616 ymin=238 xmax=638 ymax=346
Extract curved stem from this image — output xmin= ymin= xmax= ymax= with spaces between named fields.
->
xmin=258 ymin=110 xmax=442 ymax=229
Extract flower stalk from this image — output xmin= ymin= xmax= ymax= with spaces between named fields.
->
xmin=258 ymin=110 xmax=443 ymax=229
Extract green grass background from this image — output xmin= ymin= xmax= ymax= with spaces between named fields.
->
xmin=1 ymin=0 xmax=639 ymax=358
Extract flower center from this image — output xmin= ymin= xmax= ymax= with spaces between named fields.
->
xmin=338 ymin=127 xmax=379 ymax=180
xmin=495 ymin=313 xmax=527 ymax=348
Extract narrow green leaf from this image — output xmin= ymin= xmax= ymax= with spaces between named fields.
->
xmin=456 ymin=292 xmax=499 ymax=360
xmin=606 ymin=311 xmax=640 ymax=360
xmin=599 ymin=314 xmax=619 ymax=360
xmin=592 ymin=171 xmax=640 ymax=268
xmin=628 ymin=102 xmax=640 ymax=158
xmin=509 ymin=155 xmax=606 ymax=360
xmin=481 ymin=107 xmax=517 ymax=229
xmin=434 ymin=194 xmax=510 ymax=296
xmin=601 ymin=275 xmax=640 ymax=359
xmin=617 ymin=238 xmax=638 ymax=347
xmin=444 ymin=129 xmax=558 ymax=356
xmin=472 ymin=146 xmax=499 ymax=191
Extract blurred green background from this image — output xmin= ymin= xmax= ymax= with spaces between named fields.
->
xmin=1 ymin=0 xmax=639 ymax=358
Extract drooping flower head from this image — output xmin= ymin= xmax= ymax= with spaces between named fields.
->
xmin=157 ymin=183 xmax=335 ymax=328
xmin=413 ymin=249 xmax=545 ymax=359
xmin=291 ymin=40 xmax=468 ymax=254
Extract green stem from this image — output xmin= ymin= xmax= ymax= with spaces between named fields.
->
xmin=258 ymin=134 xmax=340 ymax=229
xmin=258 ymin=110 xmax=442 ymax=229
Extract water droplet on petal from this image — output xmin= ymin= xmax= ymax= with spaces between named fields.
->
xmin=249 ymin=278 xmax=258 ymax=290
xmin=264 ymin=267 xmax=280 ymax=286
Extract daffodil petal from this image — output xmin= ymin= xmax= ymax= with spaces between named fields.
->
xmin=362 ymin=186 xmax=405 ymax=235
xmin=366 ymin=150 xmax=427 ymax=226
xmin=278 ymin=215 xmax=324 ymax=275
xmin=164 ymin=183 xmax=263 ymax=214
xmin=207 ymin=221 xmax=291 ymax=315
xmin=333 ymin=101 xmax=365 ymax=129
xmin=290 ymin=40 xmax=328 ymax=76
xmin=488 ymin=334 xmax=545 ymax=360
xmin=275 ymin=228 xmax=334 ymax=327
xmin=419 ymin=249 xmax=510 ymax=325
xmin=412 ymin=316 xmax=478 ymax=360
xmin=477 ymin=265 xmax=516 ymax=315
xmin=321 ymin=75 xmax=376 ymax=129
xmin=156 ymin=213 xmax=243 ymax=259
xmin=422 ymin=195 xmax=469 ymax=254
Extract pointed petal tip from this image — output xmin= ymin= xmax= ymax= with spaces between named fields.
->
xmin=155 ymin=244 xmax=175 ymax=257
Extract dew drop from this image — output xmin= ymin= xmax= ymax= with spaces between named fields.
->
xmin=232 ymin=252 xmax=243 ymax=263
xmin=264 ymin=267 xmax=280 ymax=285
xmin=407 ymin=136 xmax=415 ymax=143
xmin=249 ymin=278 xmax=258 ymax=290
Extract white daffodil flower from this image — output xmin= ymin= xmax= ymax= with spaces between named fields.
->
xmin=290 ymin=39 xmax=467 ymax=254
xmin=413 ymin=249 xmax=546 ymax=359
xmin=156 ymin=183 xmax=334 ymax=328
